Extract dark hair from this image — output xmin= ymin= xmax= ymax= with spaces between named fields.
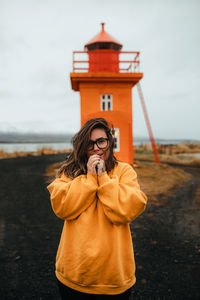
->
xmin=57 ymin=118 xmax=118 ymax=178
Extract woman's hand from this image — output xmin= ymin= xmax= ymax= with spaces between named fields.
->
xmin=87 ymin=155 xmax=106 ymax=175
xmin=96 ymin=159 xmax=105 ymax=176
xmin=87 ymin=155 xmax=100 ymax=174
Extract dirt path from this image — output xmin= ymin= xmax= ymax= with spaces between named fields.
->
xmin=131 ymin=164 xmax=200 ymax=299
xmin=0 ymin=154 xmax=199 ymax=299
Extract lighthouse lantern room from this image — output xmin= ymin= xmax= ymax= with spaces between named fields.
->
xmin=70 ymin=23 xmax=143 ymax=164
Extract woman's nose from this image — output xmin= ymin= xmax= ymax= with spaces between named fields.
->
xmin=93 ymin=143 xmax=99 ymax=151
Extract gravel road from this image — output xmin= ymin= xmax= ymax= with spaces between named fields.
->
xmin=0 ymin=154 xmax=199 ymax=299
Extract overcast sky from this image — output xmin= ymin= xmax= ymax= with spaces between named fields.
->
xmin=0 ymin=0 xmax=199 ymax=140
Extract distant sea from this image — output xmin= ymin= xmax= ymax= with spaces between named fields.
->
xmin=0 ymin=142 xmax=73 ymax=153
xmin=0 ymin=132 xmax=73 ymax=153
xmin=0 ymin=138 xmax=198 ymax=153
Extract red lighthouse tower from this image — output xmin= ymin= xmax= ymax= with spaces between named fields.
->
xmin=70 ymin=24 xmax=143 ymax=164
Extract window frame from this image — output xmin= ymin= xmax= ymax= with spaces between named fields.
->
xmin=100 ymin=94 xmax=113 ymax=111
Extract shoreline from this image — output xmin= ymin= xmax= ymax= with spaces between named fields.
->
xmin=1 ymin=141 xmax=200 ymax=168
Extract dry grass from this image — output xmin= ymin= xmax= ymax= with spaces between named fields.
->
xmin=135 ymin=153 xmax=200 ymax=167
xmin=44 ymin=162 xmax=64 ymax=183
xmin=195 ymin=187 xmax=200 ymax=205
xmin=135 ymin=161 xmax=191 ymax=205
xmin=135 ymin=142 xmax=200 ymax=155
xmin=0 ymin=148 xmax=71 ymax=160
xmin=134 ymin=142 xmax=200 ymax=167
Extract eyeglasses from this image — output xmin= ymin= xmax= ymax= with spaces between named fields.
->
xmin=88 ymin=138 xmax=109 ymax=150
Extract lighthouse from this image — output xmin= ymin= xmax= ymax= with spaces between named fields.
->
xmin=70 ymin=23 xmax=143 ymax=164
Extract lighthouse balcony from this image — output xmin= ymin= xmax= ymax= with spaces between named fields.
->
xmin=72 ymin=51 xmax=141 ymax=73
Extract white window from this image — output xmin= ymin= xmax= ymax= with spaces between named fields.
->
xmin=100 ymin=94 xmax=113 ymax=111
xmin=111 ymin=128 xmax=120 ymax=152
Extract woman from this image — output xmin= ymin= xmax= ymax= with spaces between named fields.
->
xmin=47 ymin=118 xmax=147 ymax=299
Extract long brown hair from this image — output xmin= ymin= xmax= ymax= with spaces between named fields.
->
xmin=57 ymin=118 xmax=118 ymax=178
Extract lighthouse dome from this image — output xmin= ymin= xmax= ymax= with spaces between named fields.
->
xmin=84 ymin=23 xmax=122 ymax=51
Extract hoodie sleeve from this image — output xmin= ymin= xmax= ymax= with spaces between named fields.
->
xmin=97 ymin=163 xmax=147 ymax=225
xmin=47 ymin=172 xmax=98 ymax=220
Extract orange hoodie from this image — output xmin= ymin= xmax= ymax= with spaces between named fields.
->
xmin=47 ymin=161 xmax=147 ymax=295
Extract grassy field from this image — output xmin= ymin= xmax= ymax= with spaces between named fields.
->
xmin=134 ymin=142 xmax=200 ymax=167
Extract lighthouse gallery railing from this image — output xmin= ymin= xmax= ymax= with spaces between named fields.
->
xmin=72 ymin=51 xmax=140 ymax=73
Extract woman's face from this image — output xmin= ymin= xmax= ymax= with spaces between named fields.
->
xmin=87 ymin=128 xmax=110 ymax=161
